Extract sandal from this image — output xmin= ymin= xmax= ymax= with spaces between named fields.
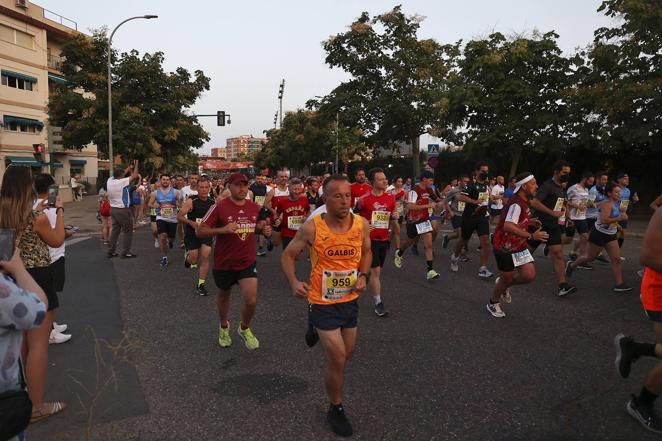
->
xmin=31 ymin=401 xmax=66 ymax=423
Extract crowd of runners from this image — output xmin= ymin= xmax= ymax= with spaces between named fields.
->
xmin=91 ymin=160 xmax=662 ymax=437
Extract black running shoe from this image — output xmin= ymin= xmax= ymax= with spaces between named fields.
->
xmin=614 ymin=333 xmax=639 ymax=379
xmin=614 ymin=283 xmax=633 ymax=293
xmin=120 ymin=253 xmax=137 ymax=259
xmin=374 ymin=301 xmax=389 ymax=317
xmin=577 ymin=263 xmax=593 ymax=270
xmin=266 ymin=239 xmax=274 ymax=252
xmin=558 ymin=282 xmax=576 ymax=297
xmin=196 ymin=283 xmax=209 ymax=296
xmin=107 ymin=252 xmax=119 ymax=258
xmin=305 ymin=325 xmax=319 ymax=348
xmin=565 ymin=260 xmax=574 ymax=278
xmin=442 ymin=234 xmax=450 ymax=249
xmin=627 ymin=396 xmax=662 ymax=434
xmin=327 ymin=405 xmax=353 ymax=437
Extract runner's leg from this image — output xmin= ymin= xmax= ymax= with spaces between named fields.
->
xmin=318 ymin=328 xmax=350 ymax=405
xmin=238 ymin=277 xmax=257 ymax=330
xmin=216 ymin=288 xmax=231 ymax=328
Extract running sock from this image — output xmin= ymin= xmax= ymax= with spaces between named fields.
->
xmin=618 ymin=238 xmax=624 ymax=248
xmin=638 ymin=386 xmax=658 ymax=408
xmin=198 ymin=278 xmax=205 ymax=287
xmin=373 ymin=295 xmax=381 ymax=305
xmin=632 ymin=341 xmax=656 ymax=358
xmin=426 ymin=261 xmax=433 ymax=271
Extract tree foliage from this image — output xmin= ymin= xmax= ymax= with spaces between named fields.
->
xmin=48 ymin=30 xmax=210 ymax=171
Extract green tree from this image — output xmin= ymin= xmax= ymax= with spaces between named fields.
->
xmin=321 ymin=6 xmax=460 ymax=177
xmin=457 ymin=31 xmax=573 ymax=177
xmin=48 ymin=30 xmax=210 ymax=171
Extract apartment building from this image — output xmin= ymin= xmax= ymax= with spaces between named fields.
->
xmin=225 ymin=135 xmax=264 ymax=160
xmin=210 ymin=147 xmax=227 ymax=159
xmin=0 ymin=0 xmax=98 ymax=197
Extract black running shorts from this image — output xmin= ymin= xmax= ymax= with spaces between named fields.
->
xmin=309 ymin=299 xmax=358 ymax=331
xmin=213 ymin=262 xmax=257 ymax=291
xmin=371 ymin=240 xmax=389 ymax=268
xmin=157 ymin=220 xmax=177 ymax=238
xmin=461 ymin=216 xmax=490 ymax=241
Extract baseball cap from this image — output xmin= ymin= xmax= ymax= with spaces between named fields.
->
xmin=227 ymin=173 xmax=249 ymax=185
xmin=616 ymin=172 xmax=628 ymax=180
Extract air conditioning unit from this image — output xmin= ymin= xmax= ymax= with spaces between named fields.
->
xmin=16 ymin=0 xmax=28 ymax=9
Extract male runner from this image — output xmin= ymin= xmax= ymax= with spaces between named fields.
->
xmin=388 ymin=177 xmax=407 ymax=250
xmin=148 ymin=173 xmax=179 ymax=269
xmin=613 ymin=206 xmax=662 ymax=433
xmin=281 ymin=174 xmax=371 ymax=437
xmin=178 ymin=177 xmax=215 ymax=295
xmin=306 ymin=177 xmax=322 ymax=212
xmin=530 ymin=160 xmax=576 ymax=296
xmin=616 ymin=172 xmax=638 ymax=255
xmin=350 ymin=168 xmax=372 ymax=208
xmin=264 ymin=168 xmax=290 ymax=248
xmin=442 ymin=175 xmax=470 ymax=252
xmin=273 ymin=178 xmax=310 ymax=249
xmin=394 ymin=171 xmax=441 ymax=280
xmin=490 ymin=175 xmax=505 ymax=224
xmin=250 ymin=175 xmax=269 ymax=256
xmin=488 ymin=172 xmax=548 ymax=318
xmin=357 ymin=168 xmax=396 ymax=317
xmin=451 ymin=161 xmax=494 ymax=277
xmin=178 ymin=172 xmax=199 ymax=248
xmin=149 ymin=177 xmax=160 ymax=248
xmin=197 ymin=173 xmax=271 ymax=350
xmin=566 ymin=171 xmax=595 ymax=263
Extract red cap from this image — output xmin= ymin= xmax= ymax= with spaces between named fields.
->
xmin=227 ymin=172 xmax=249 ymax=185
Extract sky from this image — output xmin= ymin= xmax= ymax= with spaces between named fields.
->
xmin=38 ymin=0 xmax=614 ymax=155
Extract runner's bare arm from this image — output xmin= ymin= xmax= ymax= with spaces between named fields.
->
xmin=281 ymin=220 xmax=315 ymax=298
xmin=600 ymin=201 xmax=627 ymax=224
xmin=457 ymin=194 xmax=480 ymax=205
xmin=530 ymin=198 xmax=561 ymax=218
xmin=650 ymin=194 xmax=662 ymax=211
xmin=355 ymin=218 xmax=372 ymax=292
xmin=641 ymin=208 xmax=662 ymax=273
xmin=176 ymin=199 xmax=196 ymax=228
xmin=148 ymin=192 xmax=157 ymax=208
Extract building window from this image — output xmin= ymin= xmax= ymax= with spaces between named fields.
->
xmin=0 ymin=23 xmax=34 ymax=49
xmin=2 ymin=116 xmax=43 ymax=133
xmin=1 ymin=71 xmax=37 ymax=91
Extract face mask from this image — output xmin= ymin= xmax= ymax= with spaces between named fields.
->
xmin=479 ymin=172 xmax=488 ymax=181
xmin=559 ymin=174 xmax=569 ymax=183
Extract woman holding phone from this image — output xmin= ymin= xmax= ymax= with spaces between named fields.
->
xmin=0 ymin=167 xmax=66 ymax=423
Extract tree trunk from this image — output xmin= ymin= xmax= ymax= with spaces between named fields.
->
xmin=508 ymin=147 xmax=521 ymax=179
xmin=412 ymin=136 xmax=420 ymax=179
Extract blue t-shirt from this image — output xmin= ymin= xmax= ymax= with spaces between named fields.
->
xmin=504 ymin=187 xmax=515 ymax=199
xmin=587 ymin=185 xmax=608 ymax=219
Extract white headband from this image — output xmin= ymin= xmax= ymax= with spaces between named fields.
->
xmin=513 ymin=175 xmax=534 ymax=194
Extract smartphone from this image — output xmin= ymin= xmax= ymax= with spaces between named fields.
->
xmin=48 ymin=184 xmax=59 ymax=207
xmin=0 ymin=229 xmax=16 ymax=262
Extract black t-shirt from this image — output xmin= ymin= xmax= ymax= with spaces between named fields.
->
xmin=461 ymin=181 xmax=490 ymax=219
xmin=186 ymin=196 xmax=215 ymax=234
xmin=249 ymin=183 xmax=267 ymax=198
xmin=533 ymin=178 xmax=566 ymax=227
xmin=306 ymin=191 xmax=322 ymax=209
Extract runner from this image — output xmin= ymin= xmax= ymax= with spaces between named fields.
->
xmin=489 ymin=175 xmax=505 ymax=224
xmin=178 ymin=176 xmax=215 ymax=295
xmin=148 ymin=173 xmax=179 ymax=269
xmin=613 ymin=206 xmax=662 ymax=434
xmin=264 ymin=168 xmax=290 ymax=248
xmin=149 ymin=177 xmax=160 ymax=248
xmin=565 ymin=182 xmax=633 ymax=292
xmin=281 ymin=174 xmax=371 ymax=437
xmin=394 ymin=171 xmax=441 ymax=280
xmin=273 ymin=178 xmax=310 ymax=250
xmin=250 ymin=175 xmax=269 ymax=256
xmin=357 ymin=168 xmax=396 ymax=317
xmin=442 ymin=175 xmax=470 ymax=253
xmin=305 ymin=177 xmax=322 ymax=212
xmin=197 ymin=173 xmax=272 ymax=350
xmin=529 ymin=160 xmax=576 ymax=296
xmin=387 ymin=176 xmax=407 ymax=250
xmin=450 ymin=161 xmax=494 ymax=278
xmin=178 ymin=172 xmax=199 ymax=248
xmin=587 ymin=171 xmax=610 ymax=264
xmin=616 ymin=172 xmax=638 ymax=256
xmin=565 ymin=171 xmax=595 ymax=264
xmin=488 ymin=172 xmax=548 ymax=318
xmin=350 ymin=168 xmax=372 ymax=208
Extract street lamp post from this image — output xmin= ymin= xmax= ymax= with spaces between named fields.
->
xmin=107 ymin=15 xmax=157 ymax=169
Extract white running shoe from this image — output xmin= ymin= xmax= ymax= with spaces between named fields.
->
xmin=53 ymin=322 xmax=67 ymax=333
xmin=450 ymin=254 xmax=459 ymax=272
xmin=49 ymin=329 xmax=72 ymax=345
xmin=486 ymin=302 xmax=506 ymax=318
xmin=478 ymin=267 xmax=494 ymax=278
xmin=154 ymin=238 xmax=159 ymax=248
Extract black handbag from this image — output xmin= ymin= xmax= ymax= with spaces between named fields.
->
xmin=0 ymin=359 xmax=32 ymax=441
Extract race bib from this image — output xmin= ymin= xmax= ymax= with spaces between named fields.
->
xmin=287 ymin=215 xmax=305 ymax=231
xmin=511 ymin=249 xmax=534 ymax=267
xmin=415 ymin=220 xmax=433 ymax=235
xmin=371 ymin=211 xmax=390 ymax=229
xmin=578 ymin=198 xmax=588 ymax=216
xmin=160 ymin=207 xmax=175 ymax=218
xmin=195 ymin=218 xmax=203 ymax=225
xmin=478 ymin=192 xmax=489 ymax=206
xmin=255 ymin=195 xmax=265 ymax=206
xmin=322 ymin=269 xmax=357 ymax=301
xmin=620 ymin=200 xmax=629 ymax=212
xmin=457 ymin=201 xmax=466 ymax=212
xmin=553 ymin=198 xmax=564 ymax=212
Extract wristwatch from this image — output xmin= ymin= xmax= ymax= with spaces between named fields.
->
xmin=357 ymin=271 xmax=370 ymax=283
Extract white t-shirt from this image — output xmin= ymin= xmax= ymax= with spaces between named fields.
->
xmin=490 ymin=184 xmax=504 ymax=210
xmin=34 ymin=199 xmax=65 ymax=261
xmin=107 ymin=177 xmax=131 ymax=208
xmin=567 ymin=183 xmax=589 ymax=220
xmin=70 ymin=177 xmax=78 ymax=189
xmin=180 ymin=185 xmax=198 ymax=201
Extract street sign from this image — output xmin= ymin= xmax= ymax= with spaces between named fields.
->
xmin=427 ymin=144 xmax=440 ymax=157
xmin=428 ymin=156 xmax=439 ymax=169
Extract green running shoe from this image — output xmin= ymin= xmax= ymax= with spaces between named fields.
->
xmin=218 ymin=324 xmax=232 ymax=348
xmin=238 ymin=325 xmax=260 ymax=350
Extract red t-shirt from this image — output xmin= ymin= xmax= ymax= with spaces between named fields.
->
xmin=407 ymin=185 xmax=435 ymax=222
xmin=350 ymin=182 xmax=372 ymax=207
xmin=202 ymin=198 xmax=260 ymax=271
xmin=390 ymin=188 xmax=407 ymax=217
xmin=358 ymin=192 xmax=396 ymax=242
xmin=492 ymin=194 xmax=530 ymax=253
xmin=274 ymin=196 xmax=310 ymax=238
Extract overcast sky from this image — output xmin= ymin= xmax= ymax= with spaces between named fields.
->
xmin=38 ymin=0 xmax=614 ymax=154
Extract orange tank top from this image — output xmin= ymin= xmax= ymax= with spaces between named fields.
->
xmin=309 ymin=213 xmax=364 ymax=305
xmin=642 ymin=267 xmax=662 ymax=311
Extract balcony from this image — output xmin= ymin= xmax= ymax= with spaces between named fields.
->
xmin=43 ymin=8 xmax=78 ymax=32
xmin=47 ymin=54 xmax=64 ymax=71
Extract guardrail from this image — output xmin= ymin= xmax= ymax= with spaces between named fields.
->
xmin=42 ymin=8 xmax=77 ymax=31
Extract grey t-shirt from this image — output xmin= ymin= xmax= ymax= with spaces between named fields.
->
xmin=446 ymin=187 xmax=465 ymax=215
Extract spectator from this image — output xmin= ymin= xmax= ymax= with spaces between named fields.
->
xmin=0 ymin=166 xmax=66 ymax=423
xmin=0 ymin=248 xmax=48 ymax=440
xmin=98 ymin=181 xmax=111 ymax=245
xmin=106 ymin=161 xmax=140 ymax=259
xmin=70 ymin=174 xmax=80 ymax=201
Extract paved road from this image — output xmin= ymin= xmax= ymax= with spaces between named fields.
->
xmin=29 ymin=222 xmax=656 ymax=441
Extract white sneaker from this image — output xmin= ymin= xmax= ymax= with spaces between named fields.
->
xmin=450 ymin=254 xmax=459 ymax=272
xmin=478 ymin=267 xmax=494 ymax=278
xmin=53 ymin=322 xmax=67 ymax=333
xmin=154 ymin=238 xmax=159 ymax=248
xmin=49 ymin=330 xmax=72 ymax=345
xmin=486 ymin=302 xmax=506 ymax=318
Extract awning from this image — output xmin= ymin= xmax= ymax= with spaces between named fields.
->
xmin=1 ymin=69 xmax=38 ymax=83
xmin=50 ymin=160 xmax=63 ymax=169
xmin=69 ymin=159 xmax=87 ymax=166
xmin=5 ymin=156 xmax=42 ymax=167
xmin=2 ymin=115 xmax=44 ymax=129
xmin=47 ymin=73 xmax=67 ymax=84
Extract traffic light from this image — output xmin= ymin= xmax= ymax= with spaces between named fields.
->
xmin=33 ymin=143 xmax=44 ymax=161
xmin=217 ymin=111 xmax=225 ymax=126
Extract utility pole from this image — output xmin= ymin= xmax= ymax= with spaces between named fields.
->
xmin=335 ymin=112 xmax=339 ymax=174
xmin=273 ymin=110 xmax=278 ymax=129
xmin=278 ymin=79 xmax=285 ymax=128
